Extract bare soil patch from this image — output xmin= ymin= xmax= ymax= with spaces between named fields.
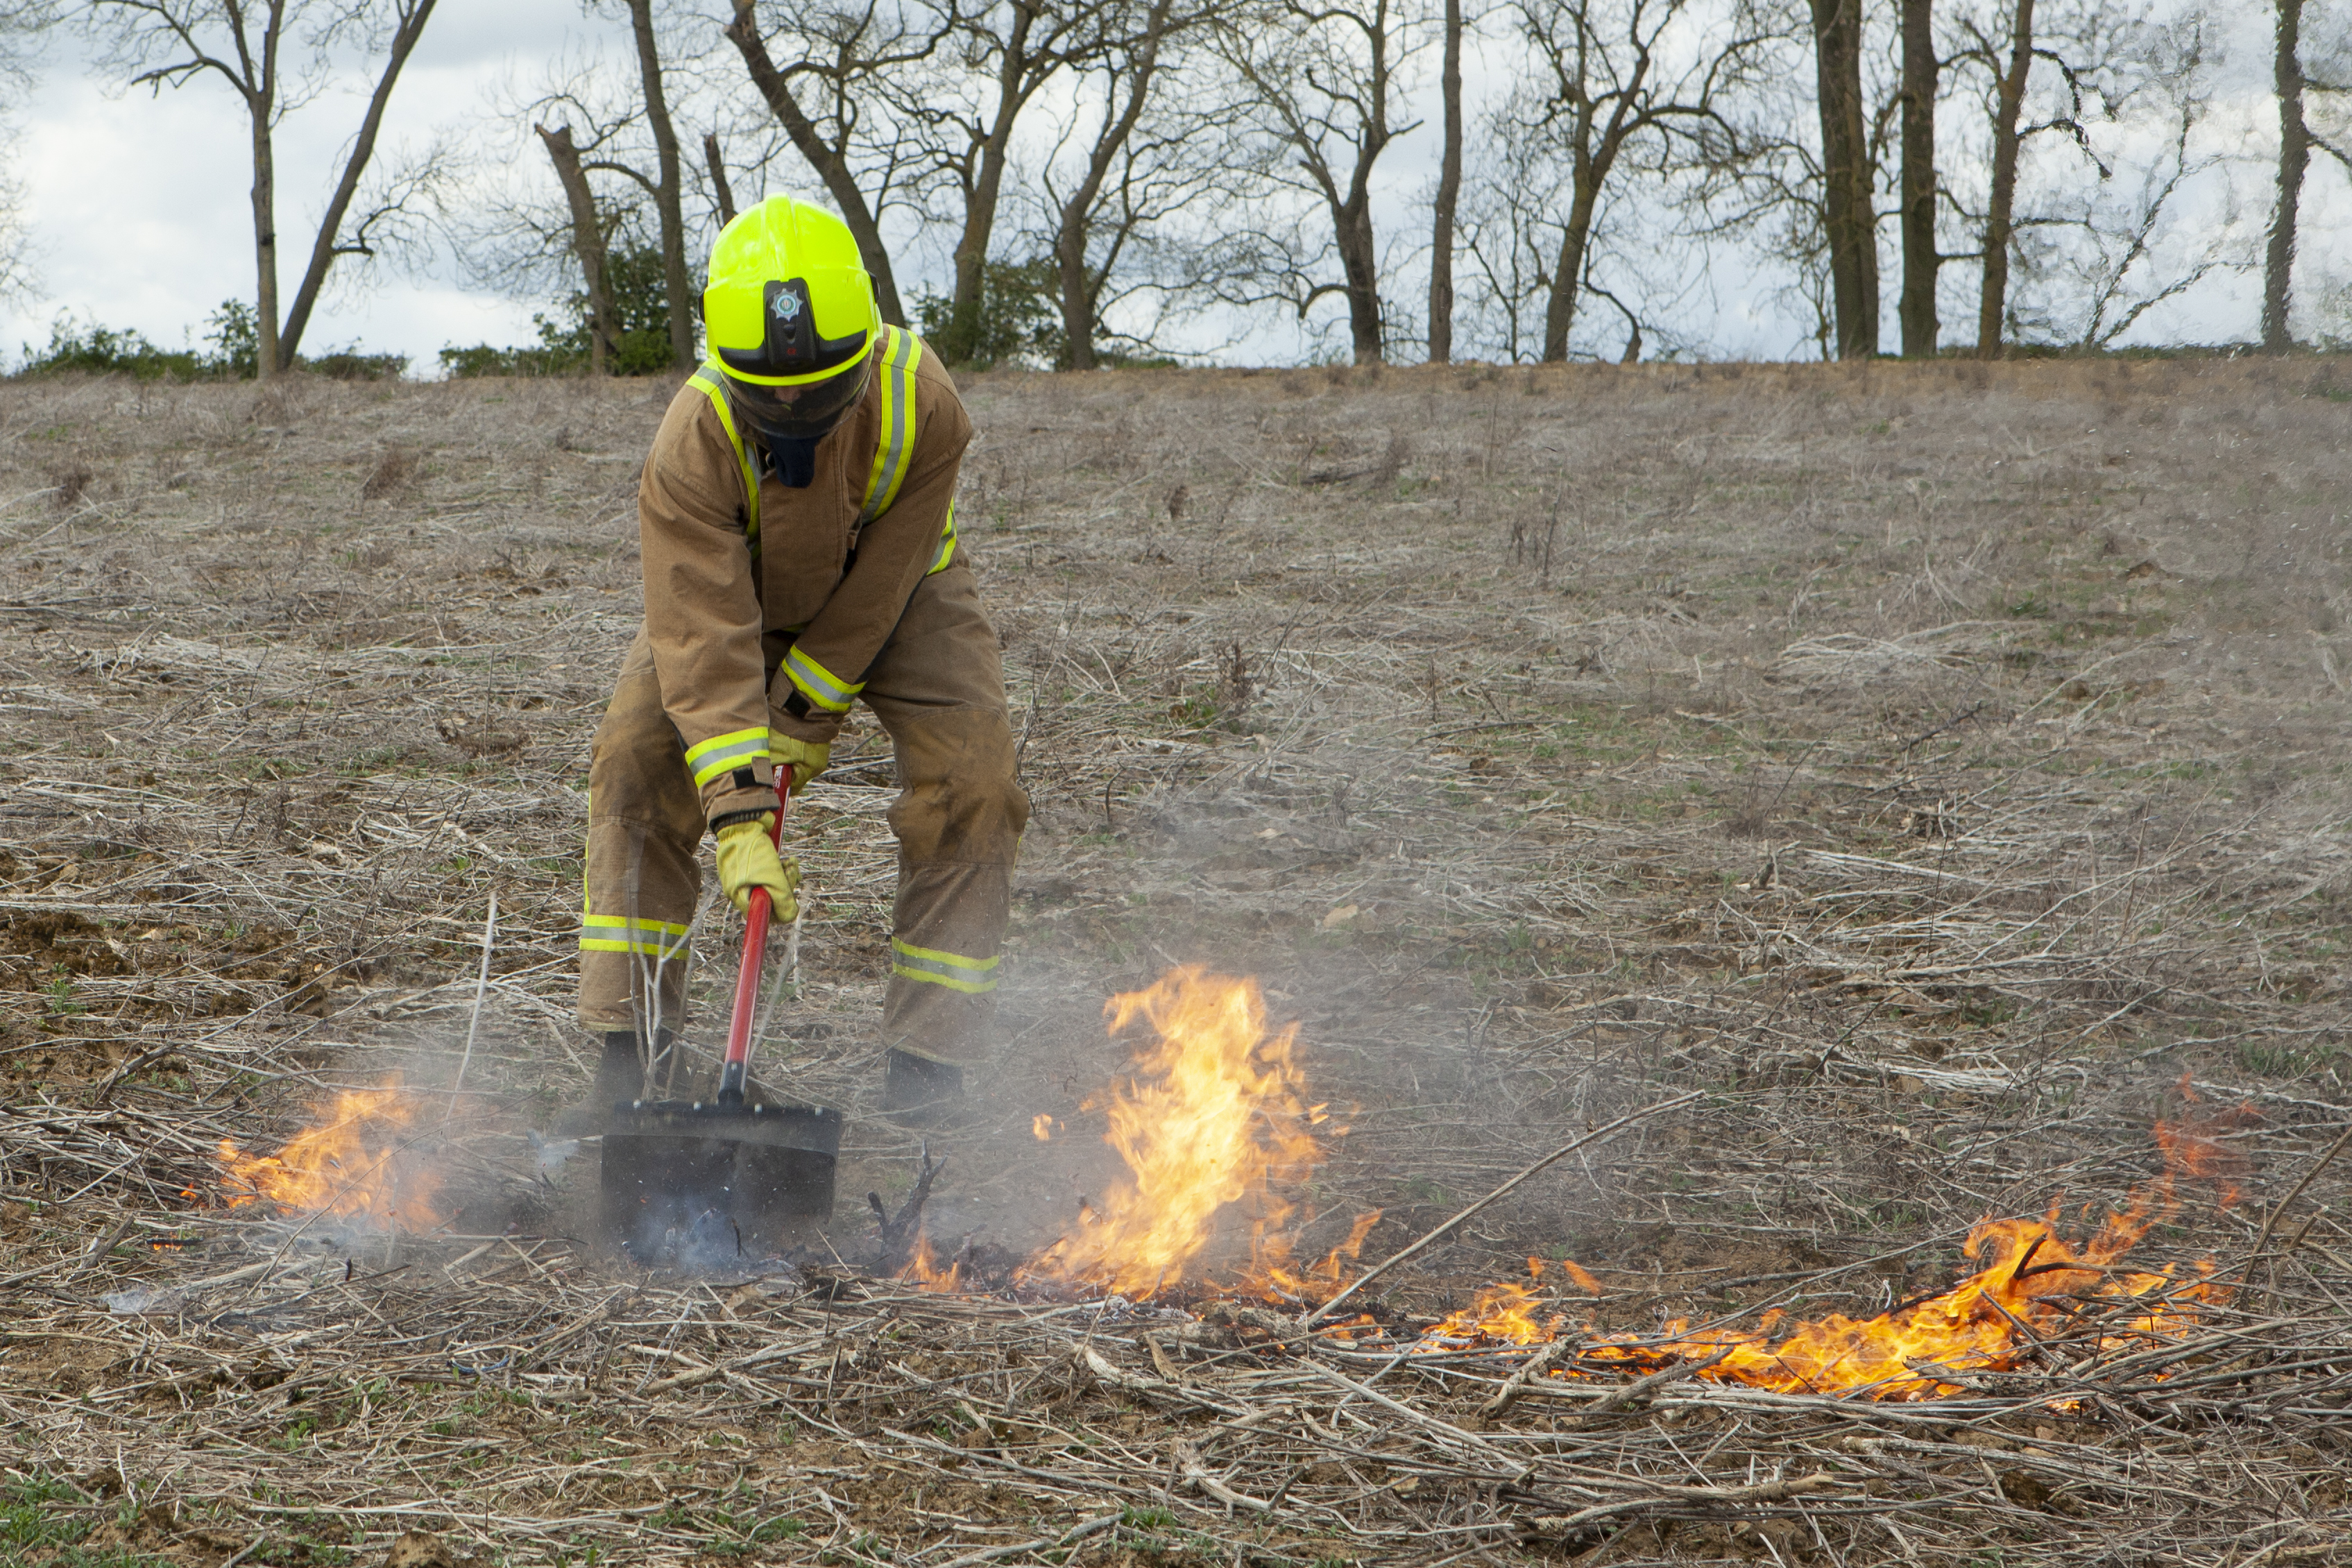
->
xmin=2 ymin=357 xmax=2350 ymax=1565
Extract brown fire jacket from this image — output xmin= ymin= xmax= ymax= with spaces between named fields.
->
xmin=636 ymin=328 xmax=973 ymax=826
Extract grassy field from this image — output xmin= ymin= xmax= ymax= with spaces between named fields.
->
xmin=2 ymin=355 xmax=2350 ymax=1565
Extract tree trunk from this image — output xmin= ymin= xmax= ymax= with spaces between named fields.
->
xmin=1976 ymin=0 xmax=2034 ymax=357
xmin=1541 ymin=164 xmax=1603 ymax=362
xmin=944 ymin=3 xmax=1037 ymax=365
xmin=724 ymin=0 xmax=907 ymax=327
xmin=624 ymin=0 xmax=695 ymax=370
xmin=538 ymin=123 xmax=616 ymax=376
xmin=1898 ymin=0 xmax=1938 ymax=357
xmin=1057 ymin=0 xmax=1172 ymax=372
xmin=250 ymin=90 xmax=280 ymax=381
xmin=1540 ymin=83 xmax=1639 ymax=364
xmin=704 ymin=130 xmax=739 ymax=225
xmin=276 ymin=0 xmax=438 ymax=368
xmin=1336 ymin=194 xmax=1383 ymax=363
xmin=1812 ymin=0 xmax=1877 ymax=358
xmin=1427 ymin=0 xmax=1462 ymax=364
xmin=242 ymin=0 xmax=287 ymax=380
xmin=2262 ymin=0 xmax=2307 ymax=352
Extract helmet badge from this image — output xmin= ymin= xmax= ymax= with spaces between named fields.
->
xmin=771 ymin=291 xmax=803 ymax=323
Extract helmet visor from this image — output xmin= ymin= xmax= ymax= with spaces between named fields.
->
xmin=726 ymin=361 xmax=871 ymax=445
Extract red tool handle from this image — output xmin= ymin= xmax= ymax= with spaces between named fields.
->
xmin=716 ymin=774 xmax=788 ymax=1105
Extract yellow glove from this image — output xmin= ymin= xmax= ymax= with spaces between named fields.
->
xmin=714 ymin=815 xmax=800 ymax=919
xmin=768 ymin=735 xmax=830 ymax=792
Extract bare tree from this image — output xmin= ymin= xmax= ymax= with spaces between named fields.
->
xmin=704 ymin=129 xmax=739 ymax=225
xmin=878 ymin=0 xmax=1109 ymax=364
xmin=1950 ymin=0 xmax=2172 ymax=356
xmin=2258 ymin=0 xmax=2352 ymax=347
xmin=1811 ymin=0 xmax=1877 ymax=357
xmin=1427 ymin=0 xmax=1464 ymax=361
xmin=1029 ymin=0 xmax=1258 ymax=366
xmin=724 ymin=0 xmax=947 ymax=328
xmin=1046 ymin=0 xmax=1175 ymax=368
xmin=1456 ymin=87 xmax=1565 ymax=359
xmin=1512 ymin=0 xmax=1769 ymax=364
xmin=1971 ymin=0 xmax=2034 ymax=355
xmin=1217 ymin=0 xmax=1425 ymax=363
xmin=2263 ymin=0 xmax=2308 ymax=351
xmin=0 ymin=0 xmax=58 ymax=300
xmin=1898 ymin=0 xmax=1936 ymax=355
xmin=90 ymin=0 xmax=442 ymax=377
xmin=613 ymin=0 xmax=694 ymax=369
xmin=536 ymin=122 xmax=619 ymax=375
xmin=2002 ymin=19 xmax=2248 ymax=349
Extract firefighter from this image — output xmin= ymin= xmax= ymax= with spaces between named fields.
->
xmin=563 ymin=194 xmax=1027 ymax=1130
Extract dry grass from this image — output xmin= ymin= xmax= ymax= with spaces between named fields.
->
xmin=2 ymin=356 xmax=2351 ymax=1565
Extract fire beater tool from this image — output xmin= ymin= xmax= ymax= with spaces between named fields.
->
xmin=600 ymin=776 xmax=842 ymax=1259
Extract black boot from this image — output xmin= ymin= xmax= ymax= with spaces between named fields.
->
xmin=882 ymin=1049 xmax=964 ymax=1122
xmin=551 ymin=1032 xmax=647 ymax=1136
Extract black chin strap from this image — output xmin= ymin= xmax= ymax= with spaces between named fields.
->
xmin=761 ymin=436 xmax=819 ymax=489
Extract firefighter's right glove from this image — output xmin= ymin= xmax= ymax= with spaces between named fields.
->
xmin=768 ymin=735 xmax=830 ymax=793
xmin=715 ymin=815 xmax=800 ymax=921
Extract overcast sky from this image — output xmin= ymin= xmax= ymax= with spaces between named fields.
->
xmin=0 ymin=0 xmax=2336 ymax=373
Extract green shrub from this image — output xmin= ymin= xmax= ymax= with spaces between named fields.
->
xmin=444 ymin=241 xmax=681 ymax=378
xmin=14 ymin=298 xmax=402 ymax=382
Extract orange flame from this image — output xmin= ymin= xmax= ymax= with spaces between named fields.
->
xmin=1032 ymin=1114 xmax=1057 ymax=1141
xmin=1417 ymin=1281 xmax=1561 ymax=1351
xmin=1451 ymin=1109 xmax=2245 ymax=1399
xmin=212 ymin=1079 xmax=443 ymax=1230
xmin=900 ymin=1232 xmax=964 ymax=1293
xmin=1024 ymin=967 xmax=1331 ymax=1298
xmin=1577 ymin=1203 xmax=2222 ymax=1399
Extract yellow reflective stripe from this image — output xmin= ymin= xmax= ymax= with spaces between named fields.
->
xmin=783 ymin=645 xmax=860 ymax=714
xmin=683 ymin=725 xmax=772 ymax=787
xmin=692 ymin=364 xmax=761 ymax=564
xmin=889 ymin=937 xmax=1000 ymax=994
xmin=892 ymin=938 xmax=999 ymax=971
xmin=580 ymin=913 xmax=692 ymax=957
xmin=926 ymin=501 xmax=957 ymax=575
xmin=892 ymin=960 xmax=998 ymax=994
xmin=858 ymin=325 xmax=921 ymax=529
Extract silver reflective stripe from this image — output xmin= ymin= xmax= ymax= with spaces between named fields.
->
xmin=857 ymin=327 xmax=921 ymax=529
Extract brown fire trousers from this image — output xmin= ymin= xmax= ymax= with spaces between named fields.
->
xmin=579 ymin=562 xmax=1027 ymax=1066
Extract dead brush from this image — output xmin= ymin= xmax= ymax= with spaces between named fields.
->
xmin=361 ymin=445 xmax=420 ymax=501
xmin=3 ymin=362 xmax=2351 ymax=1567
xmin=51 ymin=462 xmax=93 ymax=509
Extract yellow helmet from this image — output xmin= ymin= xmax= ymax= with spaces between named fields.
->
xmin=704 ymin=196 xmax=880 ymax=442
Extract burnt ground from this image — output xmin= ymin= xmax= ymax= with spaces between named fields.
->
xmin=2 ymin=355 xmax=2351 ymax=1565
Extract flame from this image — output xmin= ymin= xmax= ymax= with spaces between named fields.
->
xmin=1417 ymin=1281 xmax=1561 ymax=1352
xmin=212 ymin=1078 xmax=444 ymax=1229
xmin=2152 ymin=1072 xmax=2256 ymax=1209
xmin=900 ymin=1232 xmax=964 ymax=1293
xmin=1032 ymin=1114 xmax=1057 ymax=1141
xmin=1558 ymin=1256 xmax=1604 ymax=1295
xmin=937 ymin=967 xmax=2242 ymax=1407
xmin=1023 ymin=966 xmax=1330 ymax=1298
xmin=1467 ymin=1107 xmax=2246 ymax=1400
xmin=1576 ymin=1202 xmax=2223 ymax=1399
xmin=1243 ymin=1205 xmax=1383 ymax=1305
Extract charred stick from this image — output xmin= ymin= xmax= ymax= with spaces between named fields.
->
xmin=1175 ymin=1439 xmax=1272 ymax=1512
xmin=1479 ymin=1338 xmax=1574 ymax=1420
xmin=1578 ymin=1345 xmax=1733 ymax=1419
xmin=868 ymin=1141 xmax=946 ymax=1267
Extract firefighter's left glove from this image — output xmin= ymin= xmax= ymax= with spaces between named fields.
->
xmin=768 ymin=736 xmax=830 ymax=793
xmin=715 ymin=815 xmax=800 ymax=921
